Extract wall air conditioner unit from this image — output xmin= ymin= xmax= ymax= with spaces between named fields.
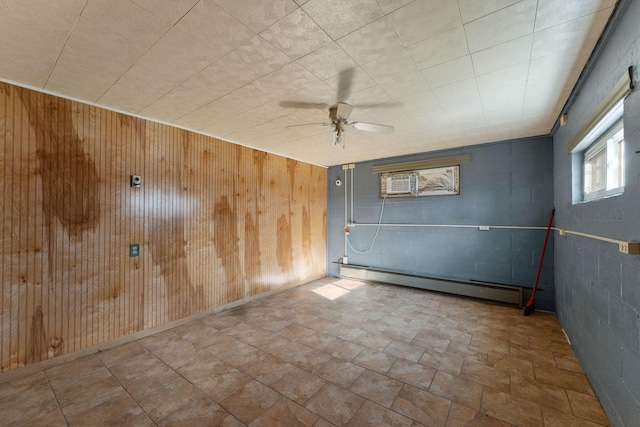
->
xmin=380 ymin=172 xmax=418 ymax=198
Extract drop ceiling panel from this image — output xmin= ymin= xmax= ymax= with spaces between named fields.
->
xmin=228 ymin=36 xmax=291 ymax=77
xmin=296 ymin=43 xmax=358 ymax=81
xmin=175 ymin=1 xmax=254 ymax=55
xmin=535 ymin=0 xmax=616 ymax=31
xmin=407 ymin=25 xmax=470 ymax=71
xmin=259 ymin=8 xmax=332 ymax=60
xmin=0 ymin=0 xmax=618 ymax=166
xmin=0 ymin=1 xmax=79 ymax=87
xmin=388 ymin=0 xmax=461 ymax=46
xmin=81 ymin=0 xmax=170 ymax=46
xmin=457 ymin=0 xmax=522 ymax=24
xmin=301 ymin=0 xmax=384 ymax=40
xmin=464 ymin=0 xmax=537 ymax=53
xmin=131 ymin=0 xmax=199 ymax=25
xmin=213 ymin=0 xmax=297 ymax=33
xmin=471 ymin=35 xmax=533 ymax=76
xmin=337 ymin=17 xmax=403 ymax=65
xmin=421 ymin=55 xmax=476 ymax=89
xmin=45 ymin=16 xmax=148 ymax=101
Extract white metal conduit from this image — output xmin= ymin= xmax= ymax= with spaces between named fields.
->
xmin=346 ymin=222 xmax=638 ymax=252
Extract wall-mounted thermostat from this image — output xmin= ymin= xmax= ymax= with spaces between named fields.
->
xmin=131 ymin=175 xmax=142 ymax=188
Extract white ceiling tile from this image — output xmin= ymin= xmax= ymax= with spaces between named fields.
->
xmin=407 ymin=25 xmax=469 ymax=71
xmin=337 ymin=17 xmax=403 ymax=65
xmin=138 ymin=55 xmax=260 ymax=122
xmin=531 ymin=8 xmax=611 ymax=60
xmin=260 ymin=8 xmax=332 ymax=60
xmin=0 ymin=0 xmax=81 ymax=26
xmin=476 ymin=63 xmax=528 ymax=114
xmin=421 ymin=55 xmax=475 ymax=89
xmin=388 ymin=0 xmax=461 ymax=46
xmin=176 ymin=0 xmax=254 ymax=56
xmin=45 ymin=16 xmax=146 ymax=101
xmin=535 ymin=0 xmax=616 ymax=32
xmin=0 ymin=15 xmax=68 ymax=87
xmin=0 ymin=0 xmax=80 ymax=87
xmin=95 ymin=79 xmax=162 ymax=113
xmin=174 ymin=100 xmax=241 ymax=129
xmin=228 ymin=36 xmax=291 ymax=77
xmin=471 ymin=34 xmax=532 ymax=76
xmin=432 ymin=78 xmax=482 ymax=115
xmin=457 ymin=0 xmax=521 ymax=24
xmin=405 ymin=104 xmax=448 ymax=129
xmin=81 ymin=0 xmax=170 ymax=46
xmin=98 ymin=27 xmax=220 ymax=111
xmin=292 ymin=79 xmax=338 ymax=105
xmin=378 ymin=70 xmax=430 ymax=100
xmin=324 ymin=68 xmax=378 ymax=102
xmin=376 ymin=0 xmax=413 ymax=14
xmin=528 ymin=51 xmax=582 ymax=81
xmin=202 ymin=116 xmax=252 ymax=137
xmin=138 ymin=86 xmax=206 ymax=123
xmin=213 ymin=0 xmax=297 ymax=33
xmin=131 ymin=0 xmax=199 ymax=25
xmin=180 ymin=55 xmax=260 ymax=101
xmin=361 ymin=49 xmax=417 ymax=85
xmin=301 ymin=0 xmax=384 ymax=40
xmin=262 ymin=63 xmax=322 ymax=94
xmin=464 ymin=0 xmax=536 ymax=53
xmin=347 ymin=85 xmax=392 ymax=108
xmin=398 ymin=90 xmax=440 ymax=111
xmin=297 ymin=43 xmax=357 ymax=81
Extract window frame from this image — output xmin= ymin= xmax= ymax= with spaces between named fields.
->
xmin=582 ymin=119 xmax=625 ymax=202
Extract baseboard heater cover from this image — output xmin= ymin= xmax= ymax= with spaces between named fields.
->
xmin=339 ymin=264 xmax=523 ymax=307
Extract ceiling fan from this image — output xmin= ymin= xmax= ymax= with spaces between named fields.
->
xmin=281 ymin=69 xmax=395 ymax=148
xmin=286 ymin=102 xmax=394 ymax=148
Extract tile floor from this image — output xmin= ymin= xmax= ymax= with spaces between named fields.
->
xmin=0 ymin=277 xmax=610 ymax=426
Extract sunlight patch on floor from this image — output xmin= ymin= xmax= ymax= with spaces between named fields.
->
xmin=312 ymin=284 xmax=351 ymax=300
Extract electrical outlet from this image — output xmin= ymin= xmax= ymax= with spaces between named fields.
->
xmin=619 ymin=243 xmax=628 ymax=253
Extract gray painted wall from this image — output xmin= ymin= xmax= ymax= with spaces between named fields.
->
xmin=553 ymin=1 xmax=640 ymax=425
xmin=326 ymin=136 xmax=555 ymax=311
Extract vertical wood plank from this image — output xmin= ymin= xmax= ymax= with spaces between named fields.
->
xmin=0 ymin=83 xmax=327 ymax=374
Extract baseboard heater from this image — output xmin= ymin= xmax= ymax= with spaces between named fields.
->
xmin=339 ymin=264 xmax=524 ymax=307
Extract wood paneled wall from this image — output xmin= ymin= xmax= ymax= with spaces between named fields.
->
xmin=0 ymin=82 xmax=327 ymax=373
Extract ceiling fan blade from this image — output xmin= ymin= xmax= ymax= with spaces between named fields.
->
xmin=336 ymin=102 xmax=353 ymax=120
xmin=337 ymin=68 xmax=355 ymax=102
xmin=352 ymin=122 xmax=395 ymax=134
xmin=285 ymin=122 xmax=330 ymax=129
xmin=279 ymin=101 xmax=329 ymax=109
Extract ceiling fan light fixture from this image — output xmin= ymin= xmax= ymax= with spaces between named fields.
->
xmin=332 ymin=129 xmax=345 ymax=149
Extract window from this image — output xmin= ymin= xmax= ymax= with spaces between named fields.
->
xmin=583 ymin=119 xmax=624 ymax=201
xmin=568 ymin=69 xmax=632 ymax=204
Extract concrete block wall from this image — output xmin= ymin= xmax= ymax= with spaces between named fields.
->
xmin=327 ymin=136 xmax=555 ymax=311
xmin=552 ymin=1 xmax=640 ymax=425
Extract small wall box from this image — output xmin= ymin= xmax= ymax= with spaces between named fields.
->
xmin=131 ymin=175 xmax=142 ymax=188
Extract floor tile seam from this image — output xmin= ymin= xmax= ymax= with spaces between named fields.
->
xmin=85 ymin=355 xmax=154 ymax=424
xmin=42 ymin=369 xmax=70 ymax=427
xmin=305 ymin=384 xmax=368 ymax=427
xmin=131 ymin=337 xmax=240 ymax=420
